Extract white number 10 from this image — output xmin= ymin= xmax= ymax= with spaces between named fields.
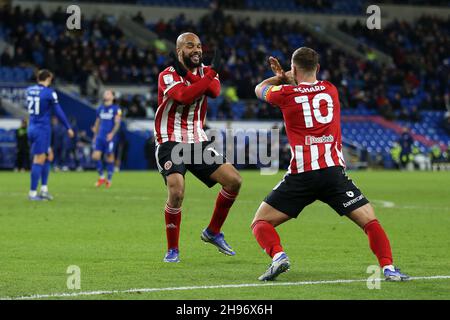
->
xmin=294 ymin=93 xmax=334 ymax=128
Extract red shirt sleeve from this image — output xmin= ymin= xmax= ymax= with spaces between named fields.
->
xmin=264 ymin=85 xmax=289 ymax=107
xmin=158 ymin=67 xmax=184 ymax=97
xmin=159 ymin=67 xmax=217 ymax=105
xmin=185 ymin=66 xmax=220 ymax=98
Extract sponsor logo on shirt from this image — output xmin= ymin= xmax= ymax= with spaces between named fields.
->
xmin=100 ymin=111 xmax=115 ymax=120
xmin=305 ymin=135 xmax=334 ymax=145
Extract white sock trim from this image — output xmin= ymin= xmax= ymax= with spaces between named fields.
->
xmin=272 ymin=252 xmax=285 ymax=261
xmin=383 ymin=265 xmax=395 ymax=272
xmin=41 ymin=185 xmax=48 ymax=192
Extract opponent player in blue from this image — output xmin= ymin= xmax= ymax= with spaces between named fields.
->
xmin=91 ymin=90 xmax=122 ymax=188
xmin=27 ymin=70 xmax=74 ymax=200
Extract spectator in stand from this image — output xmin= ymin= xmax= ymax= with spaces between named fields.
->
xmin=398 ymin=129 xmax=414 ymax=170
xmin=429 ymin=144 xmax=444 ymax=165
xmin=86 ymin=70 xmax=103 ymax=102
xmin=443 ymin=112 xmax=450 ymax=135
xmin=62 ymin=118 xmax=81 ymax=171
xmin=114 ymin=122 xmax=128 ymax=171
xmin=409 ymin=105 xmax=421 ymax=122
xmin=376 ymin=92 xmax=395 ymax=120
xmin=15 ymin=118 xmax=30 ymax=172
xmin=51 ymin=117 xmax=66 ymax=171
xmin=390 ymin=93 xmax=403 ymax=111
xmin=132 ymin=11 xmax=145 ymax=25
xmin=390 ymin=142 xmax=401 ymax=170
xmin=144 ymin=134 xmax=156 ymax=170
xmin=0 ymin=47 xmax=13 ymax=66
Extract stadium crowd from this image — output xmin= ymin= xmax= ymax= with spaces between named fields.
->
xmin=339 ymin=15 xmax=450 ymax=112
xmin=1 ymin=5 xmax=449 ymax=121
xmin=1 ymin=3 xmax=449 ymax=171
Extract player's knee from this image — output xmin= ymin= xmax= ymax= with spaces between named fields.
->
xmin=169 ymin=188 xmax=184 ymax=206
xmin=348 ymin=203 xmax=377 ymax=228
xmin=225 ymin=174 xmax=242 ymax=193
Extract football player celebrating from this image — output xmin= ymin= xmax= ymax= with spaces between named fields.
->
xmin=92 ymin=90 xmax=122 ymax=188
xmin=253 ymin=48 xmax=409 ymax=281
xmin=26 ymin=69 xmax=74 ymax=200
xmin=155 ymin=33 xmax=242 ymax=263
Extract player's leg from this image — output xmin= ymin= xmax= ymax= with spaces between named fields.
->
xmin=29 ymin=153 xmax=46 ymax=200
xmin=92 ymin=144 xmax=105 ymax=187
xmin=207 ymin=163 xmax=242 ymax=235
xmin=321 ymin=166 xmax=409 ymax=281
xmin=346 ymin=203 xmax=409 ymax=281
xmin=251 ymin=202 xmax=292 ymax=281
xmin=252 ymin=172 xmax=315 ymax=281
xmin=28 ymin=128 xmax=47 ymax=200
xmin=104 ymin=141 xmax=115 ymax=188
xmin=163 ymin=173 xmax=185 ymax=262
xmin=39 ymin=148 xmax=54 ymax=200
xmin=156 ymin=142 xmax=188 ymax=263
xmin=189 ymin=142 xmax=241 ymax=256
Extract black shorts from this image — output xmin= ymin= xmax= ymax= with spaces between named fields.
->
xmin=264 ymin=166 xmax=370 ymax=218
xmin=155 ymin=141 xmax=226 ymax=188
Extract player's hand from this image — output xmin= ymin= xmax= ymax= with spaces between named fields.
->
xmin=170 ymin=52 xmax=187 ymax=77
xmin=67 ymin=129 xmax=75 ymax=138
xmin=106 ymin=133 xmax=114 ymax=141
xmin=269 ymin=56 xmax=285 ymax=78
xmin=284 ymin=70 xmax=295 ymax=85
xmin=210 ymin=49 xmax=223 ymax=74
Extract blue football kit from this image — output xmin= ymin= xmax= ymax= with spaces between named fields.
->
xmin=94 ymin=104 xmax=121 ymax=155
xmin=26 ymin=84 xmax=71 ymax=155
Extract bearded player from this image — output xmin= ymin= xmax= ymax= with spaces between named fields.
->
xmin=155 ymin=33 xmax=242 ymax=263
xmin=253 ymin=47 xmax=409 ymax=281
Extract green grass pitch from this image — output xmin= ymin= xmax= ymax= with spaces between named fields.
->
xmin=0 ymin=170 xmax=449 ymax=300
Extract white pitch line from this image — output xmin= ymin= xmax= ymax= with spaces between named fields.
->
xmin=2 ymin=275 xmax=450 ymax=300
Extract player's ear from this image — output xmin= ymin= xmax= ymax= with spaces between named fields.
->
xmin=176 ymin=48 xmax=183 ymax=60
xmin=316 ymin=64 xmax=320 ymax=75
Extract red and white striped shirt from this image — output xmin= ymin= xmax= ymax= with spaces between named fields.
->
xmin=264 ymin=80 xmax=345 ymax=174
xmin=155 ymin=65 xmax=220 ymax=145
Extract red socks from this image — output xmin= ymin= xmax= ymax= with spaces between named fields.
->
xmin=364 ymin=219 xmax=393 ymax=267
xmin=251 ymin=220 xmax=284 ymax=258
xmin=207 ymin=188 xmax=238 ymax=235
xmin=165 ymin=188 xmax=237 ymax=250
xmin=250 ymin=218 xmax=393 ymax=266
xmin=165 ymin=203 xmax=181 ymax=250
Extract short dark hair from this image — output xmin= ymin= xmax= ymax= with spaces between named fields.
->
xmin=292 ymin=47 xmax=319 ymax=73
xmin=37 ymin=69 xmax=53 ymax=82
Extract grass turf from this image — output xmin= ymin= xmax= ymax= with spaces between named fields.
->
xmin=0 ymin=170 xmax=449 ymax=300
